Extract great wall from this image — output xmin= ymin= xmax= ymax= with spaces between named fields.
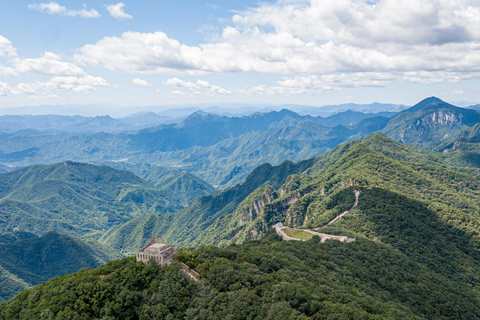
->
xmin=274 ymin=189 xmax=361 ymax=243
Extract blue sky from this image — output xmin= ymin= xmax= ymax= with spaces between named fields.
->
xmin=1 ymin=0 xmax=480 ymax=110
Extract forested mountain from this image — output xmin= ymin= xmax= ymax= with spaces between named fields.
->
xmin=103 ymin=132 xmax=480 ymax=254
xmin=0 ymin=109 xmax=391 ymax=187
xmin=2 ymin=120 xmax=480 ymax=317
xmin=383 ymin=97 xmax=480 ymax=149
xmin=192 ymin=133 xmax=480 ymax=247
xmin=3 ymin=97 xmax=480 ymax=317
xmin=143 ymin=167 xmax=215 ymax=206
xmin=0 ymin=232 xmax=121 ymax=302
xmin=99 ymin=158 xmax=315 ymax=253
xmin=1 ymin=235 xmax=478 ymax=319
xmin=0 ymin=161 xmax=211 ymax=238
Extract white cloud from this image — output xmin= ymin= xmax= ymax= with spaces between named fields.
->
xmin=28 ymin=2 xmax=100 ymax=18
xmin=0 ymin=81 xmax=14 ymax=96
xmin=0 ymin=62 xmax=17 ymax=76
xmin=164 ymin=78 xmax=201 ymax=89
xmin=171 ymin=90 xmax=187 ymax=95
xmin=44 ymin=75 xmax=109 ymax=92
xmin=241 ymin=72 xmax=454 ymax=95
xmin=74 ymin=0 xmax=480 ymax=86
xmin=0 ymin=76 xmax=110 ymax=96
xmin=210 ymin=85 xmax=231 ymax=95
xmin=105 ymin=2 xmax=132 ymax=20
xmin=163 ymin=78 xmax=231 ymax=95
xmin=0 ymin=36 xmax=18 ymax=58
xmin=132 ymin=78 xmax=152 ymax=87
xmin=15 ymin=52 xmax=86 ymax=76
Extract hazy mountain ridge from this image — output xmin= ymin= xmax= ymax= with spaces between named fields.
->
xmin=0 ymin=109 xmax=392 ymax=187
xmin=0 ymin=114 xmax=177 ymax=133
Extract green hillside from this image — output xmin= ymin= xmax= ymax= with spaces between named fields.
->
xmin=99 ymin=158 xmax=315 ymax=253
xmin=143 ymin=167 xmax=215 ymax=205
xmin=193 ymin=133 xmax=480 ymax=248
xmin=2 ymin=131 xmax=480 ymax=318
xmin=2 ymin=229 xmax=480 ymax=319
xmin=0 ymin=232 xmax=121 ymax=302
xmin=101 ymin=131 xmax=480 ymax=253
xmin=0 ymin=161 xmax=184 ymax=238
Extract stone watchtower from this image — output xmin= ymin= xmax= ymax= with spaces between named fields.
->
xmin=136 ymin=237 xmax=179 ymax=266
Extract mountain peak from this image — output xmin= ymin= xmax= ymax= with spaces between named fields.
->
xmin=407 ymin=96 xmax=446 ymax=113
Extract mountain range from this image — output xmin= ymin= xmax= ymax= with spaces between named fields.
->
xmin=0 ymin=109 xmax=394 ymax=187
xmin=2 ymin=129 xmax=480 ymax=318
xmin=0 ymin=161 xmax=213 ymax=239
xmin=2 ymin=96 xmax=480 ymax=315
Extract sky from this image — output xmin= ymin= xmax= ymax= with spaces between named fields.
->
xmin=1 ymin=0 xmax=480 ymax=111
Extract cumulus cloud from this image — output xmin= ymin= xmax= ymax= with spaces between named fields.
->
xmin=74 ymin=0 xmax=480 ymax=86
xmin=44 ymin=75 xmax=109 ymax=92
xmin=0 ymin=62 xmax=18 ymax=76
xmin=105 ymin=2 xmax=132 ymax=20
xmin=0 ymin=36 xmax=18 ymax=58
xmin=132 ymin=78 xmax=152 ymax=87
xmin=28 ymin=2 xmax=100 ymax=18
xmin=0 ymin=81 xmax=14 ymax=96
xmin=163 ymin=78 xmax=231 ymax=95
xmin=15 ymin=52 xmax=87 ymax=76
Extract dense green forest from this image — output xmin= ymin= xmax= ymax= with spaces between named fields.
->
xmin=0 ymin=232 xmax=121 ymax=302
xmin=2 ymin=229 xmax=480 ymax=319
xmin=99 ymin=158 xmax=315 ymax=253
xmin=0 ymin=161 xmax=214 ymax=238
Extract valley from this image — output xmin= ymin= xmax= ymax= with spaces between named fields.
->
xmin=1 ymin=97 xmax=480 ymax=318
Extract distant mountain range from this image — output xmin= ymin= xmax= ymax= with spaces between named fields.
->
xmin=0 ymin=113 xmax=177 ymax=133
xmin=0 ymin=102 xmax=404 ymax=117
xmin=0 ymin=109 xmax=395 ymax=187
xmin=382 ymin=96 xmax=480 ymax=149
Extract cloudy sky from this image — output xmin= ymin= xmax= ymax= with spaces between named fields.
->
xmin=1 ymin=0 xmax=480 ymax=109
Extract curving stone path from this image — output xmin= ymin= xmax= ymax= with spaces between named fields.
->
xmin=273 ymin=189 xmax=361 ymax=244
xmin=315 ymin=189 xmax=362 ymax=229
xmin=178 ymin=261 xmax=200 ymax=281
xmin=274 ymin=224 xmax=355 ymax=243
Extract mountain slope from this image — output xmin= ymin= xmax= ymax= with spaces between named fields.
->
xmin=192 ymin=133 xmax=480 ymax=252
xmin=143 ymin=167 xmax=215 ymax=205
xmin=2 ymin=229 xmax=480 ymax=319
xmin=141 ymin=117 xmax=390 ymax=187
xmin=0 ymin=161 xmax=184 ymax=237
xmin=383 ymin=97 xmax=480 ymax=148
xmin=0 ymin=232 xmax=121 ymax=301
xmin=99 ymin=158 xmax=316 ymax=253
